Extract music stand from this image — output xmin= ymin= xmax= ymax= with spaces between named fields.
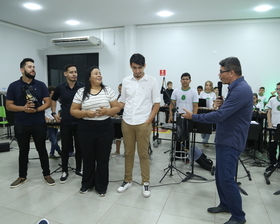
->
xmin=182 ymin=120 xmax=211 ymax=182
xmin=264 ymin=124 xmax=280 ymax=187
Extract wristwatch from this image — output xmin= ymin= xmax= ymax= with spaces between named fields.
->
xmin=51 ymin=112 xmax=57 ymax=116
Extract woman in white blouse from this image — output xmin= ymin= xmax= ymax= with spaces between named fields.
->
xmin=199 ymin=81 xmax=216 ymax=147
xmin=70 ymin=66 xmax=120 ymax=196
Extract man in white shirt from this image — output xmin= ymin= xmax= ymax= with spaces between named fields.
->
xmin=265 ymin=82 xmax=280 ymax=172
xmin=258 ymin=87 xmax=267 ymax=110
xmin=117 ymin=53 xmax=160 ymax=197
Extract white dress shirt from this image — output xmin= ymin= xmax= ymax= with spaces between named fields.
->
xmin=119 ymin=74 xmax=160 ymax=125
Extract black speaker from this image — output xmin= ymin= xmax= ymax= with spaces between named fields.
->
xmin=0 ymin=142 xmax=10 ymax=152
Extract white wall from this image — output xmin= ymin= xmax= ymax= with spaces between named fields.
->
xmin=1 ymin=19 xmax=280 ymax=100
xmin=136 ymin=19 xmax=280 ymax=97
xmin=0 ymin=22 xmax=46 ymax=91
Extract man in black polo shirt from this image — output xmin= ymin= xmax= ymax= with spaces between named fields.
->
xmin=51 ymin=64 xmax=84 ymax=183
xmin=6 ymin=58 xmax=55 ymax=188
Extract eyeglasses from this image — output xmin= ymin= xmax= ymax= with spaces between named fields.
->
xmin=275 ymin=88 xmax=280 ymax=91
xmin=219 ymin=70 xmax=231 ymax=74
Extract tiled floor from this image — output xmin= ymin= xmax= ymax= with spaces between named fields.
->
xmin=0 ymin=127 xmax=279 ymax=224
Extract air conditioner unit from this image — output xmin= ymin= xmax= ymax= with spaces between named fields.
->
xmin=51 ymin=36 xmax=101 ymax=46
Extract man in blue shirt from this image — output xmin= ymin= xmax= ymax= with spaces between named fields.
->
xmin=182 ymin=57 xmax=252 ymax=224
xmin=6 ymin=58 xmax=55 ymax=188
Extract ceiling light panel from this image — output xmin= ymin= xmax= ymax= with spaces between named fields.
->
xmin=66 ymin=20 xmax=80 ymax=25
xmin=23 ymin=3 xmax=42 ymax=10
xmin=254 ymin=5 xmax=272 ymax=12
xmin=157 ymin=11 xmax=173 ymax=17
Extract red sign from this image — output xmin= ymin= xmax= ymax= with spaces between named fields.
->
xmin=160 ymin=69 xmax=166 ymax=76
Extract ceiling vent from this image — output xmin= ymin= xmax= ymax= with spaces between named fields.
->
xmin=51 ymin=36 xmax=101 ymax=46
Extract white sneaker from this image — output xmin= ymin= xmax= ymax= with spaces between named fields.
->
xmin=117 ymin=181 xmax=132 ymax=193
xmin=111 ymin=152 xmax=120 ymax=158
xmin=142 ymin=182 xmax=151 ymax=198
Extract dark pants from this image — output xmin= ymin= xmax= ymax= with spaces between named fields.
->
xmin=60 ymin=122 xmax=82 ymax=173
xmin=78 ymin=118 xmax=114 ymax=193
xmin=215 ymin=145 xmax=245 ymax=222
xmin=268 ymin=132 xmax=280 ymax=164
xmin=15 ymin=123 xmax=50 ymax=178
xmin=47 ymin=127 xmax=60 ymax=155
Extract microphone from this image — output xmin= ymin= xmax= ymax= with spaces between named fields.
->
xmin=162 ymin=77 xmax=165 ymax=87
xmin=217 ymin=81 xmax=223 ymax=98
xmin=160 ymin=77 xmax=165 ymax=94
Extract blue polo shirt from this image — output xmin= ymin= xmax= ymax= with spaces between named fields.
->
xmin=6 ymin=77 xmax=49 ymax=125
xmin=51 ymin=81 xmax=84 ymax=125
xmin=192 ymin=76 xmax=253 ymax=151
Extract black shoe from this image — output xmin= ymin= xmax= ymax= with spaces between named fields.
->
xmin=207 ymin=206 xmax=229 ymax=213
xmin=97 ymin=191 xmax=106 ymax=197
xmin=49 ymin=154 xmax=59 ymax=160
xmin=224 ymin=219 xmax=246 ymax=224
xmin=59 ymin=172 xmax=68 ymax=184
xmin=75 ymin=171 xmax=83 ymax=177
xmin=79 ymin=187 xmax=89 ymax=194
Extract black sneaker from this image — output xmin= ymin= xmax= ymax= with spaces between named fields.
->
xmin=59 ymin=172 xmax=68 ymax=184
xmin=98 ymin=192 xmax=106 ymax=197
xmin=49 ymin=154 xmax=59 ymax=160
xmin=75 ymin=171 xmax=83 ymax=177
xmin=79 ymin=187 xmax=89 ymax=194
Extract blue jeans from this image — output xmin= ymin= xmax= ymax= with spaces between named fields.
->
xmin=201 ymin=133 xmax=210 ymax=143
xmin=215 ymin=145 xmax=245 ymax=221
xmin=47 ymin=127 xmax=60 ymax=155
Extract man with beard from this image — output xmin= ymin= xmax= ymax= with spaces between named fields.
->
xmin=51 ymin=64 xmax=84 ymax=183
xmin=6 ymin=58 xmax=55 ymax=188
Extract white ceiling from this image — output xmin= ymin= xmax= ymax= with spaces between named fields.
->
xmin=0 ymin=0 xmax=280 ymax=33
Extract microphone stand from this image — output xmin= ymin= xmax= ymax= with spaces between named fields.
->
xmin=159 ymin=92 xmax=187 ymax=183
xmin=182 ymin=120 xmax=208 ymax=182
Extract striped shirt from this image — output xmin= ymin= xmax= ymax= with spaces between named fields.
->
xmin=73 ymin=86 xmax=117 ymax=121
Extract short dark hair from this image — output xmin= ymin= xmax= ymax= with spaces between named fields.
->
xmin=119 ymin=83 xmax=122 ymax=87
xmin=277 ymin=82 xmax=280 ymax=86
xmin=219 ymin=57 xmax=242 ymax=76
xmin=64 ymin=64 xmax=76 ymax=72
xmin=48 ymin=86 xmax=56 ymax=93
xmin=130 ymin=53 xmax=145 ymax=66
xmin=197 ymin=85 xmax=203 ymax=89
xmin=167 ymin=81 xmax=172 ymax=85
xmin=181 ymin=72 xmax=191 ymax=80
xmin=259 ymin=87 xmax=265 ymax=90
xmin=20 ymin=58 xmax=34 ymax=68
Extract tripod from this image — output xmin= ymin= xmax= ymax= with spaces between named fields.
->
xmin=235 ymin=157 xmax=251 ymax=196
xmin=159 ymin=112 xmax=187 ymax=183
xmin=264 ymin=124 xmax=280 ymax=186
xmin=182 ymin=120 xmax=211 ymax=182
xmin=50 ymin=162 xmax=76 ymax=175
